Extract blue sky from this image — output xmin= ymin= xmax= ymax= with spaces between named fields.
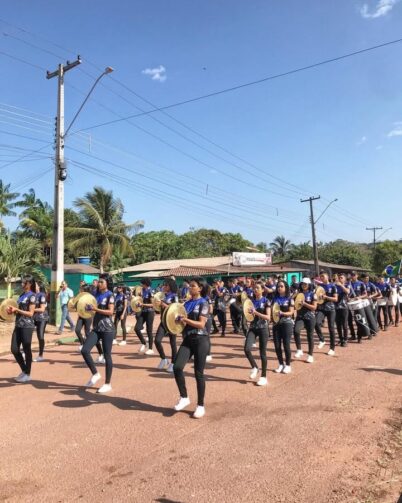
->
xmin=0 ymin=0 xmax=401 ymax=246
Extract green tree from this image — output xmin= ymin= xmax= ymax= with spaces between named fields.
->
xmin=371 ymin=240 xmax=402 ymax=273
xmin=319 ymin=240 xmax=371 ymax=269
xmin=131 ymin=230 xmax=180 ymax=264
xmin=269 ymin=235 xmax=293 ymax=259
xmin=66 ymin=186 xmax=139 ymax=272
xmin=0 ymin=233 xmax=43 ymax=298
xmin=0 ymin=180 xmax=20 ymax=228
xmin=15 ymin=188 xmax=42 ymax=218
xmin=288 ymin=241 xmax=313 ymax=260
xmin=180 ymin=229 xmax=252 ymax=258
xmin=18 ymin=202 xmax=53 ymax=259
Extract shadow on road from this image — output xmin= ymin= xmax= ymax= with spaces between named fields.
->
xmin=359 ymin=367 xmax=402 ymax=376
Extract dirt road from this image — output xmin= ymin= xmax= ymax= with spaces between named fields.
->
xmin=0 ymin=325 xmax=401 ymax=502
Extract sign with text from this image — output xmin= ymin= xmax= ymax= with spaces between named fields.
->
xmin=232 ymin=252 xmax=272 ymax=267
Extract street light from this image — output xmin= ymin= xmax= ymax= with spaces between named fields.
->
xmin=315 ymin=198 xmax=338 ymax=224
xmin=46 ymin=63 xmax=114 ymax=324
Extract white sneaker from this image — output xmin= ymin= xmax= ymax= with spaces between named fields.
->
xmin=256 ymin=377 xmax=267 ymax=386
xmin=250 ymin=367 xmax=259 ymax=379
xmin=167 ymin=363 xmax=174 ymax=373
xmin=282 ymin=365 xmax=292 ymax=374
xmin=327 ymin=349 xmax=335 ymax=356
xmin=193 ymin=406 xmax=205 ymax=419
xmin=14 ymin=372 xmax=25 ymax=382
xmin=294 ymin=350 xmax=303 ymax=359
xmin=85 ymin=372 xmax=101 ymax=387
xmin=15 ymin=373 xmax=31 ymax=383
xmin=206 ymin=355 xmax=213 ymax=362
xmin=78 ymin=345 xmax=83 ymax=353
xmin=306 ymin=355 xmax=314 ymax=363
xmin=138 ymin=344 xmax=146 ymax=354
xmin=118 ymin=340 xmax=127 ymax=346
xmin=274 ymin=364 xmax=284 ymax=373
xmin=317 ymin=341 xmax=326 ymax=349
xmin=97 ymin=383 xmax=112 ymax=393
xmin=33 ymin=355 xmax=45 ymax=362
xmin=174 ymin=396 xmax=190 ymax=411
xmin=145 ymin=349 xmax=155 ymax=355
xmin=158 ymin=358 xmax=169 ymax=370
xmin=112 ymin=339 xmax=118 ymax=345
xmin=96 ymin=355 xmax=105 ymax=364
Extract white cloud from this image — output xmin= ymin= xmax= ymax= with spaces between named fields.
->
xmin=387 ymin=122 xmax=402 ymax=137
xmin=142 ymin=65 xmax=167 ymax=82
xmin=356 ymin=136 xmax=367 ymax=146
xmin=360 ymin=0 xmax=399 ymax=19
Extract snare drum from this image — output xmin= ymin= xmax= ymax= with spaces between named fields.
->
xmin=361 ymin=298 xmax=370 ymax=309
xmin=347 ymin=299 xmax=366 ymax=311
xmin=377 ymin=298 xmax=387 ymax=307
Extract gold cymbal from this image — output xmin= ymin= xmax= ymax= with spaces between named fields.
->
xmin=161 ymin=306 xmax=169 ymax=331
xmin=165 ymin=303 xmax=187 ymax=335
xmin=272 ymin=302 xmax=281 ymax=323
xmin=315 ymin=286 xmax=326 ymax=305
xmin=130 ymin=295 xmax=142 ymax=313
xmin=240 ymin=291 xmax=249 ymax=303
xmin=294 ymin=293 xmax=305 ymax=311
xmin=76 ymin=293 xmax=97 ymax=319
xmin=0 ymin=298 xmax=18 ymax=323
xmin=152 ymin=292 xmax=165 ymax=313
xmin=242 ymin=298 xmax=255 ymax=322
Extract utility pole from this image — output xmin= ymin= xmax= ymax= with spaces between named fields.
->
xmin=46 ymin=58 xmax=81 ymax=324
xmin=366 ymin=226 xmax=383 ymax=250
xmin=301 ymin=196 xmax=321 ymax=278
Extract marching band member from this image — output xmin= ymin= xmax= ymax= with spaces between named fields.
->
xmin=375 ymin=276 xmax=391 ymax=331
xmin=204 ymin=284 xmax=214 ymax=363
xmin=33 ymin=281 xmax=48 ymax=362
xmin=315 ymin=272 xmax=338 ymax=356
xmin=388 ymin=277 xmax=400 ymax=327
xmin=272 ymin=280 xmax=295 ymax=373
xmin=289 ymin=275 xmax=300 ymax=295
xmin=293 ymin=278 xmax=317 ymax=362
xmin=347 ymin=272 xmax=367 ymax=340
xmin=10 ymin=275 xmax=36 ymax=383
xmin=135 ymin=279 xmax=155 ymax=355
xmin=211 ymin=279 xmax=228 ymax=337
xmin=228 ymin=279 xmax=242 ymax=334
xmin=75 ymin=283 xmax=104 ymax=361
xmin=114 ymin=285 xmax=128 ymax=345
xmin=173 ymin=277 xmax=210 ymax=419
xmin=361 ymin=273 xmax=379 ymax=335
xmin=81 ymin=274 xmax=115 ymax=393
xmin=244 ymin=281 xmax=271 ymax=386
xmin=334 ymin=273 xmax=350 ymax=346
xmin=154 ymin=278 xmax=178 ymax=372
xmin=179 ymin=281 xmax=189 ymax=302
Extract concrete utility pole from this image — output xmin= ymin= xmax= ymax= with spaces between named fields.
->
xmin=301 ymin=196 xmax=321 ymax=278
xmin=46 ymin=58 xmax=81 ymax=324
xmin=366 ymin=226 xmax=383 ymax=250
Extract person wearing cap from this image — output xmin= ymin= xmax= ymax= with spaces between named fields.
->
xmin=334 ymin=273 xmax=351 ymax=346
xmin=347 ymin=271 xmax=367 ymax=340
xmin=315 ymin=272 xmax=338 ymax=356
xmin=375 ymin=276 xmax=391 ymax=331
xmin=293 ymin=277 xmax=317 ymax=363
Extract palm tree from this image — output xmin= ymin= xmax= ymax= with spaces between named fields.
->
xmin=269 ymin=235 xmax=293 ymax=258
xmin=18 ymin=202 xmax=53 ymax=259
xmin=65 ymin=186 xmax=140 ymax=273
xmin=0 ymin=180 xmax=20 ymax=227
xmin=15 ymin=188 xmax=42 ymax=217
xmin=0 ymin=233 xmax=43 ymax=298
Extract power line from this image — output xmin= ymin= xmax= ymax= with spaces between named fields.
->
xmin=73 ymin=37 xmax=402 ymax=131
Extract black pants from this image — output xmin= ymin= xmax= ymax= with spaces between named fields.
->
xmin=273 ymin=320 xmax=293 ymax=366
xmin=388 ymin=303 xmax=400 ymax=325
xmin=155 ymin=323 xmax=177 ymax=361
xmin=174 ymin=334 xmax=209 ymax=406
xmin=315 ymin=310 xmax=336 ymax=350
xmin=244 ymin=326 xmax=269 ymax=377
xmin=75 ymin=317 xmax=102 ymax=354
xmin=335 ymin=309 xmax=349 ymax=343
xmin=206 ymin=317 xmax=212 ymax=356
xmin=377 ymin=304 xmax=389 ymax=329
xmin=35 ymin=320 xmax=47 ymax=356
xmin=294 ymin=317 xmax=315 ymax=355
xmin=230 ymin=303 xmax=242 ymax=332
xmin=11 ymin=327 xmax=34 ymax=375
xmin=81 ymin=330 xmax=114 ymax=384
xmin=212 ymin=310 xmax=226 ymax=334
xmin=135 ymin=310 xmax=154 ymax=348
xmin=347 ymin=310 xmax=356 ymax=337
xmin=114 ymin=312 xmax=128 ymax=340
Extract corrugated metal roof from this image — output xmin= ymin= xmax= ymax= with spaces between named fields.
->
xmin=278 ymin=260 xmax=366 ymax=271
xmin=159 ymin=266 xmax=222 ymax=277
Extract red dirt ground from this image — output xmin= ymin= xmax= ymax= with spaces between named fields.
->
xmin=0 ymin=321 xmax=401 ymax=502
